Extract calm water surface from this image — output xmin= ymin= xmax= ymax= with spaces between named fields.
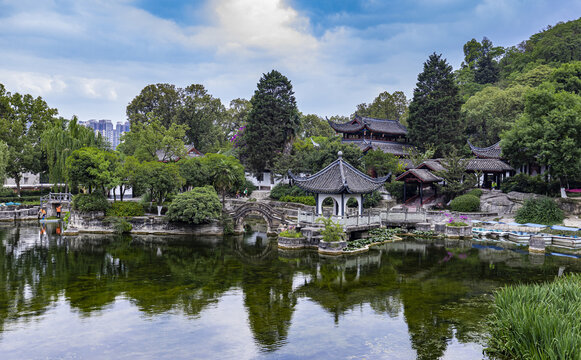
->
xmin=0 ymin=222 xmax=580 ymax=360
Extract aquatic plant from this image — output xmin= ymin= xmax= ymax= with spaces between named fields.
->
xmin=316 ymin=217 xmax=344 ymax=242
xmin=486 ymin=274 xmax=581 ymax=359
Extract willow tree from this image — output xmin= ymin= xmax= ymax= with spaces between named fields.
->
xmin=41 ymin=117 xmax=108 ymax=192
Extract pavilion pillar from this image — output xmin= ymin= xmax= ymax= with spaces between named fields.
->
xmin=419 ymin=183 xmax=423 ymax=205
xmin=359 ymin=194 xmax=363 ymax=216
xmin=403 ymin=182 xmax=407 ymax=203
xmin=340 ymin=193 xmax=344 ymax=217
xmin=315 ymin=194 xmax=319 ymax=215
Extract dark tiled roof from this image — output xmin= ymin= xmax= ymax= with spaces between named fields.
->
xmin=465 ymin=159 xmax=513 ymax=172
xmin=418 ymin=158 xmax=513 ymax=173
xmin=395 ymin=169 xmax=442 ymax=183
xmin=468 ymin=140 xmax=502 ymax=159
xmin=289 ymin=154 xmax=389 ymax=194
xmin=328 ymin=115 xmax=408 ymax=135
xmin=342 ymin=139 xmax=414 ymax=156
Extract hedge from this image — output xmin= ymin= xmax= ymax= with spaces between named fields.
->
xmin=515 ymin=197 xmax=564 ymax=225
xmin=280 ymin=195 xmax=316 ymax=206
xmin=270 ymin=184 xmax=308 ymax=200
xmin=466 ymin=188 xmax=483 ymax=197
xmin=72 ymin=193 xmax=111 ymax=212
xmin=450 ymin=194 xmax=480 ymax=212
xmin=106 ymin=201 xmax=145 ymax=217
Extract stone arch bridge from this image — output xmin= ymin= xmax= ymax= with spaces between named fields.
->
xmin=229 ymin=202 xmax=288 ymax=235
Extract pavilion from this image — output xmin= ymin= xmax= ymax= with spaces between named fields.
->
xmin=289 ymin=152 xmax=389 ymax=216
xmin=395 ymin=168 xmax=443 ymax=205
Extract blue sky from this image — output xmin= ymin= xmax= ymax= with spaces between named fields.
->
xmin=0 ymin=0 xmax=580 ymax=123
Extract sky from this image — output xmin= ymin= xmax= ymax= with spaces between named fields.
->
xmin=0 ymin=0 xmax=580 ymax=123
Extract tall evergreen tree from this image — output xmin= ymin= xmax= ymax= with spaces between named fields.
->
xmin=240 ymin=70 xmax=300 ymax=175
xmin=408 ymin=53 xmax=464 ymax=157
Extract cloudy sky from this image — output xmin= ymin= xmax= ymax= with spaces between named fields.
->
xmin=1 ymin=0 xmax=579 ymax=123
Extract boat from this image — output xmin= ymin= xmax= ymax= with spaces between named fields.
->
xmin=472 ymin=228 xmax=491 ymax=237
xmin=551 ymin=235 xmax=581 ymax=249
xmin=488 ymin=229 xmax=509 ymax=238
xmin=508 ymin=231 xmax=531 ymax=243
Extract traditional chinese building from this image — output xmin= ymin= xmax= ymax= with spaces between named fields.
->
xmin=468 ymin=140 xmax=547 ymax=177
xmin=328 ymin=115 xmax=414 ymax=156
xmin=289 ymin=152 xmax=389 ymax=216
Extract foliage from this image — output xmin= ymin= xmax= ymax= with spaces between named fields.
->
xmin=466 ymin=189 xmax=483 ymax=197
xmin=404 ymin=146 xmax=435 ymax=169
xmin=363 ymin=149 xmax=402 ymax=177
xmin=316 ymin=217 xmax=344 ymax=242
xmin=501 ymin=86 xmax=581 ymax=184
xmin=112 ymin=156 xmax=140 ymax=201
xmin=105 ymin=217 xmax=133 ymax=234
xmin=41 ymin=116 xmax=108 ymax=191
xmin=280 ymin=195 xmax=316 ymax=206
xmin=279 ymin=228 xmax=302 ymax=238
xmin=0 ymin=140 xmax=7 ymax=184
xmin=166 ymin=186 xmax=221 ymax=224
xmin=269 ymin=184 xmax=307 ymax=200
xmin=0 ymin=84 xmax=58 ymax=194
xmin=500 ymin=173 xmax=560 ymax=196
xmin=72 ymin=192 xmax=111 ymax=212
xmin=436 ymin=150 xmax=478 ymax=200
xmin=550 ymin=61 xmax=581 ymax=94
xmin=0 ymin=187 xmax=14 ymax=197
xmin=462 ymin=85 xmax=529 ymax=146
xmin=222 ymin=98 xmax=251 ymax=139
xmin=355 ymin=90 xmax=409 ymax=125
xmin=118 ymin=115 xmax=189 ymax=162
xmin=239 ymin=70 xmax=300 ymax=175
xmin=385 ymin=181 xmax=417 ymax=202
xmin=65 ymin=147 xmax=119 ymax=194
xmin=450 ymin=195 xmax=480 ymax=212
xmin=486 ymin=274 xmax=581 ymax=360
xmin=133 ymin=161 xmax=184 ymax=207
xmin=515 ymin=197 xmax=564 ymax=225
xmin=363 ymin=190 xmax=382 ymax=208
xmin=408 ymin=53 xmax=464 ymax=156
xmin=126 ymin=83 xmax=226 ymax=153
xmin=106 ymin=201 xmax=145 ymax=217
xmin=298 ymin=114 xmax=335 ymax=138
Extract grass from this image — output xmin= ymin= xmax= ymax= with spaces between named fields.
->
xmin=486 ymin=274 xmax=581 ymax=360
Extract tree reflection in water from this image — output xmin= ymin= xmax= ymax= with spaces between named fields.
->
xmin=0 ymin=223 xmax=580 ymax=358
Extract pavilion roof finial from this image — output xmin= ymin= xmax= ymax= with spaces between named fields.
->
xmin=337 ymin=151 xmax=343 ymax=160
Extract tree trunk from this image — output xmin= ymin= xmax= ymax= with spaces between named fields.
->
xmin=15 ymin=176 xmax=21 ymax=197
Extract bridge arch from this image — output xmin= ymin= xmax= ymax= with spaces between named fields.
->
xmin=230 ymin=202 xmax=287 ymax=235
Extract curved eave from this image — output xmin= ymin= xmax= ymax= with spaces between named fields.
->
xmin=328 ymin=119 xmax=364 ymax=133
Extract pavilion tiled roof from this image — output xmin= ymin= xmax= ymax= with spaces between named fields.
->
xmin=328 ymin=115 xmax=408 ymax=135
xmin=418 ymin=158 xmax=513 ymax=173
xmin=289 ymin=153 xmax=389 ymax=194
xmin=395 ymin=169 xmax=443 ymax=183
xmin=343 ymin=139 xmax=414 ymax=156
xmin=417 ymin=160 xmax=445 ymax=172
xmin=468 ymin=140 xmax=502 ymax=159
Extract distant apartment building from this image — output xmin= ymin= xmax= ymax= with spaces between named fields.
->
xmin=79 ymin=119 xmax=130 ymax=149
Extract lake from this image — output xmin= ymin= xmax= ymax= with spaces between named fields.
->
xmin=0 ymin=222 xmax=579 ymax=359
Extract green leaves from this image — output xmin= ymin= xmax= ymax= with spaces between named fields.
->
xmin=166 ymin=186 xmax=221 ymax=224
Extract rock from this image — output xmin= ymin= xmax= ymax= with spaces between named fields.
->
xmin=506 ymin=191 xmax=542 ymax=202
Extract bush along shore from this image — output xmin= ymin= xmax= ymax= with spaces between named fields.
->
xmin=486 ymin=274 xmax=581 ymax=360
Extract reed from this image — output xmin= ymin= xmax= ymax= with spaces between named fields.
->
xmin=486 ymin=274 xmax=581 ymax=360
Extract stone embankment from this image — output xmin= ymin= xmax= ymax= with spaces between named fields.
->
xmin=0 ymin=206 xmax=39 ymax=222
xmin=480 ymin=190 xmax=581 ymax=215
xmin=64 ymin=211 xmax=222 ymax=236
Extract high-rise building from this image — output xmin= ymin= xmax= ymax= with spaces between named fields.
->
xmin=79 ymin=119 xmax=130 ymax=149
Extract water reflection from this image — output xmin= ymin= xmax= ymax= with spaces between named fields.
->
xmin=0 ymin=223 xmax=580 ymax=359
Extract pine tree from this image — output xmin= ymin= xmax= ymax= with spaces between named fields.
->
xmin=408 ymin=53 xmax=464 ymax=157
xmin=240 ymin=70 xmax=300 ymax=175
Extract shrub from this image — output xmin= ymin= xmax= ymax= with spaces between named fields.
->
xmin=450 ymin=194 xmax=480 ymax=212
xmin=166 ymin=186 xmax=221 ymax=224
xmin=385 ymin=181 xmax=417 ymax=202
xmin=105 ymin=217 xmax=133 ymax=234
xmin=280 ymin=195 xmax=316 ymax=206
xmin=466 ymin=188 xmax=483 ymax=197
xmin=500 ymin=173 xmax=560 ymax=196
xmin=486 ymin=274 xmax=581 ymax=360
xmin=515 ymin=197 xmax=564 ymax=225
xmin=72 ymin=193 xmax=111 ymax=212
xmin=106 ymin=201 xmax=145 ymax=217
xmin=0 ymin=187 xmax=14 ymax=197
xmin=269 ymin=184 xmax=307 ymax=200
xmin=231 ymin=179 xmax=256 ymax=197
xmin=316 ymin=216 xmax=344 ymax=242
xmin=279 ymin=229 xmax=302 ymax=238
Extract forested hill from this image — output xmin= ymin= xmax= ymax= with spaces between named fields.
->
xmin=455 ymin=17 xmax=581 ymax=184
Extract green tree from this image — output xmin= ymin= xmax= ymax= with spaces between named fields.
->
xmin=204 ymin=153 xmax=246 ymax=205
xmin=240 ymin=70 xmax=300 ymax=175
xmin=42 ymin=116 xmax=108 ymax=191
xmin=118 ymin=115 xmax=188 ymax=162
xmin=435 ymin=150 xmax=477 ymax=200
xmin=501 ymin=86 xmax=581 ymax=185
xmin=0 ymin=140 xmax=7 ymax=184
xmin=550 ymin=61 xmax=581 ymax=94
xmin=462 ymin=85 xmax=530 ymax=146
xmin=408 ymin=53 xmax=464 ymax=157
xmin=177 ymin=157 xmax=209 ymax=190
xmin=65 ymin=147 xmax=119 ymax=194
xmin=0 ymin=86 xmax=57 ymax=194
xmin=134 ymin=161 xmax=184 ymax=210
xmin=355 ymin=91 xmax=409 ymax=124
xmin=363 ymin=149 xmax=403 ymax=177
xmin=298 ymin=114 xmax=335 ymax=138
xmin=222 ymin=98 xmax=251 ymax=139
xmin=112 ymin=155 xmax=140 ymax=201
xmin=405 ymin=146 xmax=435 ymax=169
xmin=285 ymin=136 xmax=363 ymax=175
xmin=126 ymin=83 xmax=181 ymax=128
xmin=473 ymin=37 xmax=503 ymax=84
xmin=176 ymin=84 xmax=227 ymax=153
xmin=166 ymin=186 xmax=222 ymax=224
